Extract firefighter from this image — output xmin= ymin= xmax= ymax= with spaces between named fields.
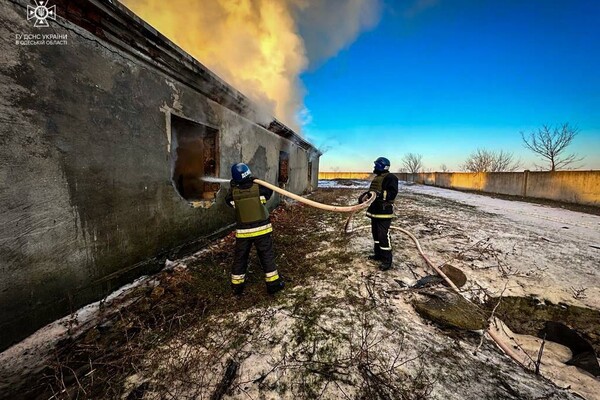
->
xmin=225 ymin=163 xmax=285 ymax=295
xmin=358 ymin=157 xmax=399 ymax=270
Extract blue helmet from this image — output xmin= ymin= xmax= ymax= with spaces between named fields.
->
xmin=374 ymin=157 xmax=391 ymax=172
xmin=231 ymin=163 xmax=252 ymax=182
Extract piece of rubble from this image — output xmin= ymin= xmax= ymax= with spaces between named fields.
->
xmin=413 ymin=289 xmax=488 ymax=330
xmin=539 ymin=321 xmax=600 ymax=377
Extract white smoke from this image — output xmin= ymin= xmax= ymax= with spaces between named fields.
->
xmin=121 ymin=0 xmax=382 ymax=131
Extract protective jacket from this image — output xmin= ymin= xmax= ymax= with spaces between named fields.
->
xmin=226 ymin=179 xmax=273 ymax=238
xmin=225 ymin=177 xmax=282 ymax=295
xmin=360 ymin=171 xmax=399 ymax=219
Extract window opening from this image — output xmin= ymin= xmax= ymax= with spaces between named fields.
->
xmin=170 ymin=114 xmax=220 ymax=206
xmin=278 ymin=151 xmax=290 ymax=184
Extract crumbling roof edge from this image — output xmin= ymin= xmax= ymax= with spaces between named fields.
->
xmin=32 ymin=0 xmax=319 ymax=155
xmin=106 ymin=0 xmax=321 ymax=155
xmin=264 ymin=120 xmax=322 ymax=154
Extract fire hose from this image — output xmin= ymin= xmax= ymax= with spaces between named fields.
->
xmin=344 ymin=212 xmax=528 ymax=369
xmin=253 ymin=179 xmax=377 ymax=212
xmin=253 ymin=178 xmax=528 ymax=369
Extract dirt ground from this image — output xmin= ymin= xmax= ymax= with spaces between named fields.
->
xmin=1 ymin=182 xmax=599 ymax=399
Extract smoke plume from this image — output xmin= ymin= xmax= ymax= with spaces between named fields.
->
xmin=121 ymin=0 xmax=381 ymax=130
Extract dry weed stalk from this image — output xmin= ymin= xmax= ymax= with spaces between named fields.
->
xmin=570 ymin=286 xmax=587 ymax=300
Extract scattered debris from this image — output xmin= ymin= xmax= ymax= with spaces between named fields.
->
xmin=2 ymin=185 xmax=598 ymax=400
xmin=412 ymin=275 xmax=445 ymax=289
xmin=211 ymin=359 xmax=239 ymax=400
xmin=570 ymin=286 xmax=588 ymax=300
xmin=410 ymin=265 xmax=466 ymax=290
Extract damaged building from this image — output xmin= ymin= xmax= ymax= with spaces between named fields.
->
xmin=0 ymin=0 xmax=320 ymax=351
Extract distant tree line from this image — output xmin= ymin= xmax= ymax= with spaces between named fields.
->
xmin=395 ymin=123 xmax=583 ymax=173
xmin=461 ymin=149 xmax=521 ymax=172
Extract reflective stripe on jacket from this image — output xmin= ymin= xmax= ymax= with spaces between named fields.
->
xmin=235 ymin=223 xmax=273 ymax=238
xmin=366 ymin=211 xmax=394 ymax=219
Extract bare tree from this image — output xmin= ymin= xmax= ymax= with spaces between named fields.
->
xmin=439 ymin=164 xmax=449 ymax=172
xmin=462 ymin=149 xmax=493 ymax=172
xmin=490 ymin=150 xmax=521 ymax=172
xmin=401 ymin=153 xmax=423 ymax=173
xmin=462 ymin=149 xmax=521 ymax=172
xmin=521 ymin=123 xmax=583 ymax=171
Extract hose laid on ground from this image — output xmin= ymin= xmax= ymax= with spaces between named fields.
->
xmin=392 ymin=227 xmax=461 ymax=293
xmin=345 ymin=224 xmax=459 ymax=292
xmin=253 ymin=179 xmax=376 ymax=212
xmin=345 ymin=216 xmax=529 ymax=368
xmin=254 ymin=180 xmax=528 ymax=368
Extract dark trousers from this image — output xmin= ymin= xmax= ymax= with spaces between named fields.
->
xmin=232 ymin=233 xmax=278 ymax=287
xmin=371 ymin=218 xmax=392 ymax=265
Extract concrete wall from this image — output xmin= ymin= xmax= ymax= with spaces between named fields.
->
xmin=318 ymin=172 xmax=373 ymax=180
xmin=429 ymin=172 xmax=525 ymax=196
xmin=412 ymin=171 xmax=600 ymax=206
xmin=524 ymin=171 xmax=600 ymax=206
xmin=320 ymin=171 xmax=600 ymax=206
xmin=0 ymin=0 xmax=319 ymax=350
xmin=319 ymin=172 xmax=409 ymax=181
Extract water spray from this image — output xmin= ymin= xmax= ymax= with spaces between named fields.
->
xmin=200 ymin=176 xmax=230 ymax=184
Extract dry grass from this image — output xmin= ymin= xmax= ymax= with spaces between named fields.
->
xmin=21 ymin=186 xmax=588 ymax=399
xmin=40 ymin=190 xmax=364 ymax=399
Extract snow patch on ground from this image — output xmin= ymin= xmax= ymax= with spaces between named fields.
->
xmin=118 ymin=187 xmax=597 ymax=399
xmin=318 ymin=179 xmax=370 ymax=189
xmin=0 ymin=275 xmax=159 ymax=393
xmin=3 ymin=184 xmax=599 ymax=399
xmin=402 ymin=183 xmax=600 ymax=246
xmin=395 ymin=183 xmax=600 ymax=311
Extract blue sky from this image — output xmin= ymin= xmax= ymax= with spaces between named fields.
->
xmin=301 ymin=0 xmax=600 ymax=172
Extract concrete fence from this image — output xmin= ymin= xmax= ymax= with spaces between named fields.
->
xmin=318 ymin=172 xmax=412 ymax=181
xmin=317 ymin=172 xmax=374 ymax=180
xmin=319 ymin=170 xmax=600 ymax=207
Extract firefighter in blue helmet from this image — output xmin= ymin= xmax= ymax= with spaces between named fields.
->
xmin=225 ymin=163 xmax=285 ymax=295
xmin=358 ymin=157 xmax=399 ymax=270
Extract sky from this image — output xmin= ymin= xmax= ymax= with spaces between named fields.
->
xmin=300 ymin=0 xmax=600 ymax=172
xmin=123 ymin=0 xmax=600 ymax=173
